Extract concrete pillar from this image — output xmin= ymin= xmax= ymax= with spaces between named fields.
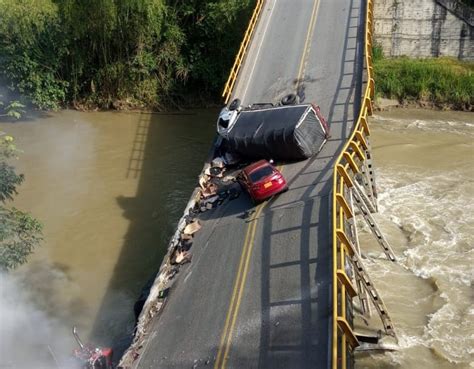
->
xmin=374 ymin=0 xmax=473 ymax=60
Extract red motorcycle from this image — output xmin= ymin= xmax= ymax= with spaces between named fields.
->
xmin=71 ymin=327 xmax=113 ymax=369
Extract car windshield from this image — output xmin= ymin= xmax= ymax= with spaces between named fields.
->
xmin=249 ymin=165 xmax=274 ymax=182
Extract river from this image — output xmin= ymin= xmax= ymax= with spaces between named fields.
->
xmin=356 ymin=109 xmax=474 ymax=369
xmin=0 ymin=108 xmax=472 ymax=368
xmin=0 ymin=110 xmax=216 ymax=368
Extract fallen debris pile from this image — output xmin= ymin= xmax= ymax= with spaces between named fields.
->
xmin=118 ymin=152 xmax=242 ymax=369
xmin=197 ymin=157 xmax=240 ymax=213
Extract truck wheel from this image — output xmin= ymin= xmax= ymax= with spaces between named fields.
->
xmin=229 ymin=98 xmax=241 ymax=111
xmin=281 ymin=93 xmax=298 ymax=105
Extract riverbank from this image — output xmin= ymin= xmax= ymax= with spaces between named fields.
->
xmin=0 ymin=0 xmax=254 ymax=113
xmin=373 ymin=55 xmax=474 ymax=111
xmin=69 ymin=92 xmax=224 ymax=113
xmin=374 ymin=97 xmax=469 ymax=112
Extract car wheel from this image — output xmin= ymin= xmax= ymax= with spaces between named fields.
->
xmin=281 ymin=93 xmax=298 ymax=105
xmin=229 ymin=98 xmax=241 ymax=111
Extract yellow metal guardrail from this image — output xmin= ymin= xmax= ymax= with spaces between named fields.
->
xmin=222 ymin=0 xmax=265 ymax=104
xmin=331 ymin=0 xmax=375 ymax=368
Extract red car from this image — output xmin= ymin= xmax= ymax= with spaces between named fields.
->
xmin=238 ymin=160 xmax=288 ymax=203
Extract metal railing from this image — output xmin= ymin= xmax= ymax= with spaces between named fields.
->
xmin=221 ymin=0 xmax=265 ymax=104
xmin=331 ymin=0 xmax=375 ymax=368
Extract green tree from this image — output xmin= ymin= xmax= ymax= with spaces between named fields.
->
xmin=0 ymin=0 xmax=68 ymax=110
xmin=0 ymin=134 xmax=42 ymax=271
xmin=0 ymin=0 xmax=254 ymax=109
xmin=0 ymin=95 xmax=26 ymax=120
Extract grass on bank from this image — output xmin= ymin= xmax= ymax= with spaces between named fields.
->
xmin=373 ymin=51 xmax=474 ymax=110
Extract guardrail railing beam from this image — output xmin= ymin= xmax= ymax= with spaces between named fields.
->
xmin=332 ymin=0 xmax=397 ymax=367
xmin=222 ymin=0 xmax=265 ymax=103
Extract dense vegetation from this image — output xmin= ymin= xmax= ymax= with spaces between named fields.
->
xmin=0 ymin=135 xmax=42 ymax=271
xmin=0 ymin=0 xmax=253 ymax=111
xmin=373 ymin=46 xmax=474 ymax=110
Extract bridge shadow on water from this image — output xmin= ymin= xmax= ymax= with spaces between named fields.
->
xmin=89 ymin=110 xmax=216 ymax=357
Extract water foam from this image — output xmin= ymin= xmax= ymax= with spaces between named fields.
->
xmin=372 ymin=114 xmax=474 ymax=137
xmin=377 ymin=166 xmax=474 ymax=365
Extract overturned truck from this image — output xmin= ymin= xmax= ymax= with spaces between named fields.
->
xmin=217 ymin=103 xmax=330 ymax=161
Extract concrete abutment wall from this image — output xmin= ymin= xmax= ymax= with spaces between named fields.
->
xmin=374 ymin=0 xmax=474 ymax=60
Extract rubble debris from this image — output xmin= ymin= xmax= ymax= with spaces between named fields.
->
xmin=210 ymin=166 xmax=223 ymax=177
xmin=200 ymin=195 xmax=219 ymax=210
xmin=119 ymin=144 xmax=247 ymax=369
xmin=211 ymin=157 xmax=225 ymax=168
xmin=189 ymin=204 xmax=200 ymax=217
xmin=181 ymin=233 xmax=193 ymax=241
xmin=201 ymin=183 xmax=218 ymax=198
xmin=223 ymin=175 xmax=236 ymax=182
xmin=166 ymin=266 xmax=179 ymax=279
xmin=174 ymin=250 xmax=192 ymax=265
xmin=157 ymin=288 xmax=169 ymax=299
xmin=183 ymin=220 xmax=201 ymax=236
xmin=199 ymin=174 xmax=209 ymax=189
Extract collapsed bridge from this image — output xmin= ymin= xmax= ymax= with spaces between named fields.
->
xmin=119 ymin=1 xmax=398 ymax=368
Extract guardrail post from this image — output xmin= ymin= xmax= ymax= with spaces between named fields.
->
xmin=363 ymin=138 xmax=378 ymax=208
xmin=348 ymin=189 xmax=372 ymax=317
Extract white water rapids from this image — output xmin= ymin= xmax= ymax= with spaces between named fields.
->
xmin=356 ymin=108 xmax=474 ymax=369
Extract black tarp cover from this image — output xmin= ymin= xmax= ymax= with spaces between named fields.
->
xmin=224 ymin=104 xmax=328 ymax=161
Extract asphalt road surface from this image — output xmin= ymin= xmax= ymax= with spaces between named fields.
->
xmin=135 ymin=0 xmax=365 ymax=368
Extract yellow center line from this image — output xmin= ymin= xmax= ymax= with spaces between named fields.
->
xmin=213 ymin=210 xmax=257 ymax=369
xmin=296 ymin=0 xmax=321 ymax=87
xmin=214 ymin=166 xmax=282 ymax=368
xmin=221 ymin=203 xmax=266 ymax=368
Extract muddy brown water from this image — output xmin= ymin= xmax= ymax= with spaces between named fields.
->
xmin=356 ymin=109 xmax=474 ymax=369
xmin=0 ymin=110 xmax=216 ymax=368
xmin=0 ymin=108 xmax=472 ymax=368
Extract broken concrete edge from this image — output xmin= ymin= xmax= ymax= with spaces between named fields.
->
xmin=117 ymin=137 xmax=221 ymax=369
xmin=117 ymin=187 xmax=201 ymax=368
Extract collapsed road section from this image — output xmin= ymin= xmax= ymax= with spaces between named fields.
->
xmin=117 ymin=0 xmax=399 ymax=368
xmin=118 ymin=100 xmax=330 ymax=368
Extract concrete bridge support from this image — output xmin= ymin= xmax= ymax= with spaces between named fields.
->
xmin=374 ymin=0 xmax=474 ymax=60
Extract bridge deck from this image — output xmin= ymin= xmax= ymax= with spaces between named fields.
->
xmin=134 ymin=0 xmax=365 ymax=368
